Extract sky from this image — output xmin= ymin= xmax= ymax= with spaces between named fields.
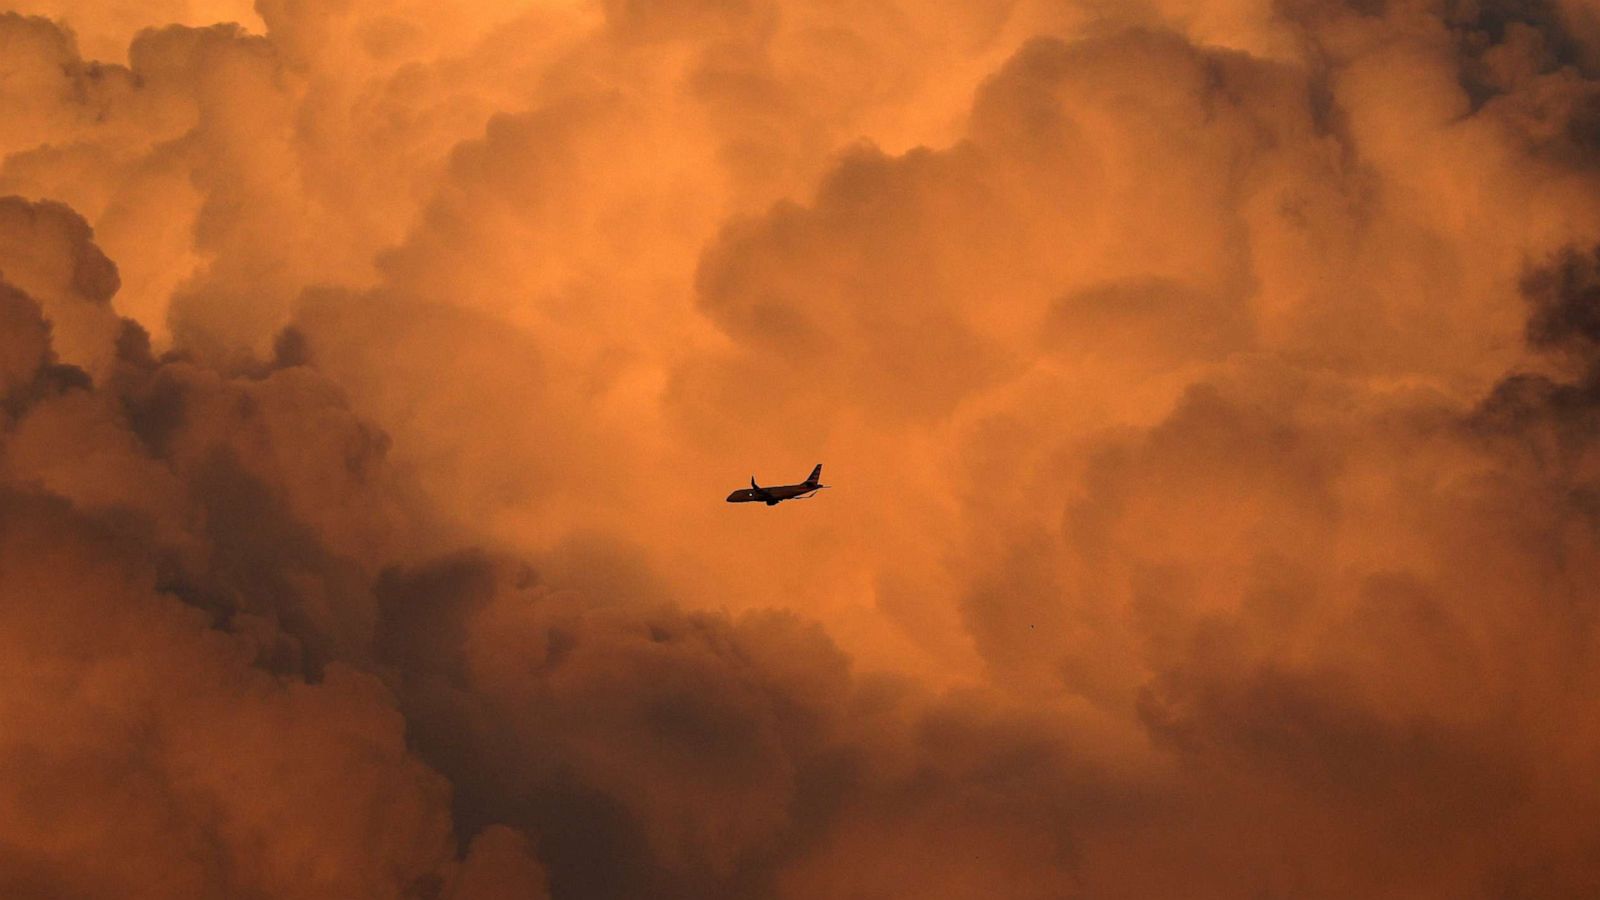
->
xmin=3 ymin=0 xmax=1600 ymax=897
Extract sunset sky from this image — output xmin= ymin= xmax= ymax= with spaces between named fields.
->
xmin=4 ymin=0 xmax=1600 ymax=897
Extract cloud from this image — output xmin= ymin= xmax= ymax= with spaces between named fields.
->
xmin=6 ymin=0 xmax=1600 ymax=896
xmin=0 ymin=197 xmax=122 ymax=375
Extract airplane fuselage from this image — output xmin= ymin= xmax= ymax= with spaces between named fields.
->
xmin=725 ymin=483 xmax=816 ymax=504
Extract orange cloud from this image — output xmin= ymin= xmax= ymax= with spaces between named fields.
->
xmin=6 ymin=1 xmax=1600 ymax=896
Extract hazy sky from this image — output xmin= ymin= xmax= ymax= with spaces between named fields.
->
xmin=4 ymin=0 xmax=1600 ymax=897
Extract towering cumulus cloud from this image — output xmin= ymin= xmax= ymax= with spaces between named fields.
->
xmin=6 ymin=0 xmax=1600 ymax=897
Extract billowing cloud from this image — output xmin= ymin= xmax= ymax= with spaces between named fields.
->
xmin=6 ymin=0 xmax=1600 ymax=897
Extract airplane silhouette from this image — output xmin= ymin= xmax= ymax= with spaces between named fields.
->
xmin=726 ymin=465 xmax=827 ymax=505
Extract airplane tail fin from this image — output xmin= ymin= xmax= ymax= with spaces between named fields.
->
xmin=806 ymin=464 xmax=822 ymax=486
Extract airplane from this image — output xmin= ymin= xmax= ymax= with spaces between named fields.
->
xmin=726 ymin=465 xmax=827 ymax=506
